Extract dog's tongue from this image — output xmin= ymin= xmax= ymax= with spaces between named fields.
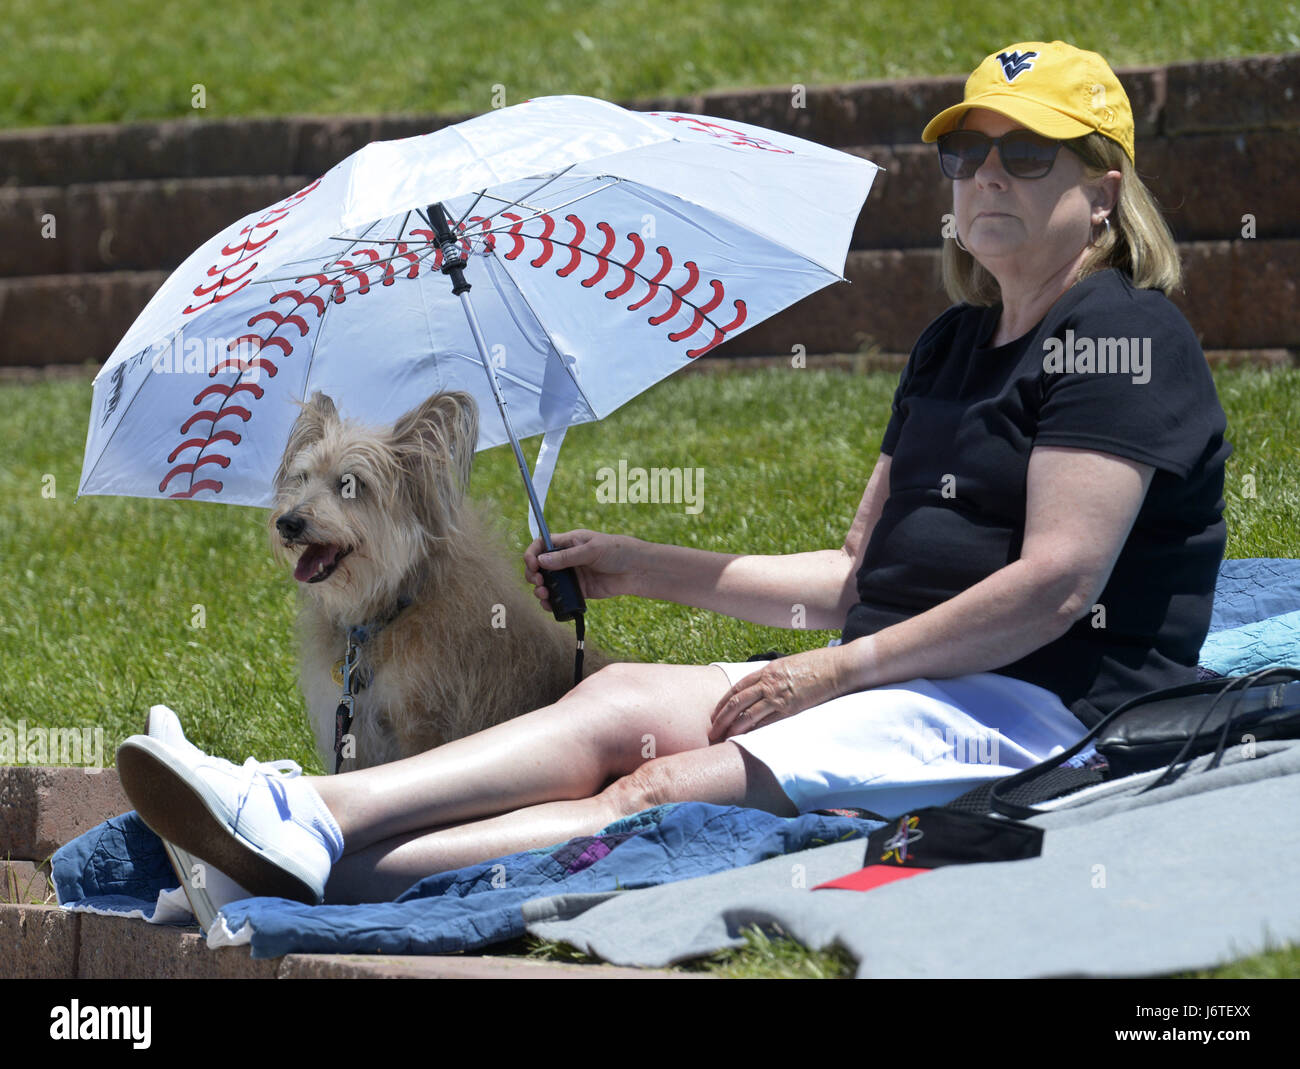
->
xmin=294 ymin=543 xmax=340 ymax=582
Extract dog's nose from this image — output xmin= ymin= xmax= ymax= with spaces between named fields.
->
xmin=276 ymin=513 xmax=306 ymax=540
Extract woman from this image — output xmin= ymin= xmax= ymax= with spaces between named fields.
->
xmin=116 ymin=40 xmax=1229 ymax=906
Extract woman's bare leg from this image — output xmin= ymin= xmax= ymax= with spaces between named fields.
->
xmin=324 ymin=739 xmax=794 ymax=903
xmin=310 ymin=662 xmax=736 ymax=858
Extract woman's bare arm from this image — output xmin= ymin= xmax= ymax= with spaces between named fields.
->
xmin=618 ymin=452 xmax=893 ymax=629
xmin=833 ymin=445 xmax=1155 ymax=691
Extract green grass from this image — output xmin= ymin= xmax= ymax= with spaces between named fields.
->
xmin=524 ymin=925 xmax=858 ymax=978
xmin=3 ymin=0 xmax=1297 ymax=979
xmin=2 ymin=0 xmax=1297 ymax=129
xmin=1 ymin=364 xmax=1297 ymax=977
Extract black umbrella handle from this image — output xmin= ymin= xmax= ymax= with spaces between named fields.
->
xmin=542 ymin=566 xmax=587 ymax=623
xmin=428 ymin=202 xmax=471 ymax=295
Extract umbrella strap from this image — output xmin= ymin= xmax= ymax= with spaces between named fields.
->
xmin=526 ymin=427 xmax=568 ymax=543
xmin=573 ymin=612 xmax=585 ymax=689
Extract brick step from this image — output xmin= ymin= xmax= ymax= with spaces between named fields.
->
xmin=729 ymin=238 xmax=1300 ymax=356
xmin=3 ymin=54 xmax=1296 ymax=188
xmin=0 ymin=766 xmax=130 ymax=861
xmin=3 ymin=128 xmax=1295 ymax=280
xmin=3 ymin=239 xmax=1295 ymax=368
xmin=849 ymin=131 xmax=1300 ymax=253
xmin=0 ymin=176 xmax=308 ymax=277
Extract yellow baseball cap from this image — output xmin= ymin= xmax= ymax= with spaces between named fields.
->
xmin=921 ymin=41 xmax=1135 ymax=165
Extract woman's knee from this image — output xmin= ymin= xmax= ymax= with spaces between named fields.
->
xmin=568 ymin=662 xmax=726 ymax=766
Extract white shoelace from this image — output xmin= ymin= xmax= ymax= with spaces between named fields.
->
xmin=230 ymin=757 xmax=304 ymax=832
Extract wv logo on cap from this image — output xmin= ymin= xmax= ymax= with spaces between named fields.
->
xmin=997 ymin=50 xmax=1039 ymax=82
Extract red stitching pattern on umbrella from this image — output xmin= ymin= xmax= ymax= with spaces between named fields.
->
xmin=497 ymin=212 xmax=746 ymax=358
xmin=159 ymin=234 xmax=421 ymax=499
xmin=646 ymin=114 xmax=795 ymax=154
xmin=182 ymin=178 xmax=321 ymax=316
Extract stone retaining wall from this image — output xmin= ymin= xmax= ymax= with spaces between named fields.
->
xmin=0 ymin=53 xmax=1296 ymax=367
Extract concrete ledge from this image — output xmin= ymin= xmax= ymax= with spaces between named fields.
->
xmin=0 ymin=904 xmax=692 ymax=978
xmin=0 ymin=903 xmax=78 ymax=979
xmin=76 ymin=911 xmax=282 ymax=979
xmin=275 ymin=953 xmax=692 ymax=978
xmin=0 ymin=767 xmax=130 ymax=861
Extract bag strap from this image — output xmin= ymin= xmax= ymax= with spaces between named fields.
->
xmin=1141 ymin=665 xmax=1300 ymax=791
xmin=988 ymin=666 xmax=1300 ymax=820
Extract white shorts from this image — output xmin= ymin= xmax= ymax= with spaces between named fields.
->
xmin=709 ymin=661 xmax=1092 ymax=818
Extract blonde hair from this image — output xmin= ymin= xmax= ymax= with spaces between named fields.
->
xmin=940 ymin=131 xmax=1183 ymax=305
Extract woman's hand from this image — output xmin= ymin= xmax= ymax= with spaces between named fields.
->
xmin=708 ymin=644 xmax=856 ymax=741
xmin=524 ymin=529 xmax=645 ymax=612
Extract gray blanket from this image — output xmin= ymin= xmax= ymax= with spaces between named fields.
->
xmin=524 ymin=740 xmax=1300 ymax=977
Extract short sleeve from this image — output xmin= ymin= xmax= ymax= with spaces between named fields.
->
xmin=1033 ymin=293 xmax=1222 ymax=479
xmin=880 ymin=357 xmax=912 ymax=455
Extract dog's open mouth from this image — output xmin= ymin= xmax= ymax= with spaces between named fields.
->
xmin=292 ymin=543 xmax=354 ymax=584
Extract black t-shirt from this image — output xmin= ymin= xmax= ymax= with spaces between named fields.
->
xmin=840 ymin=268 xmax=1231 ymax=728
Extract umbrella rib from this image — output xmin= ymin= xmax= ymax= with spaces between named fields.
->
xmin=464 ymin=180 xmax=624 ymax=235
xmin=475 ymin=243 xmax=601 ymax=424
xmin=295 ymin=285 xmax=335 ymax=409
xmin=451 ymin=165 xmax=578 ymax=230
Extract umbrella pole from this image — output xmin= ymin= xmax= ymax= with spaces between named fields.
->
xmin=427 ymin=203 xmax=588 ymax=625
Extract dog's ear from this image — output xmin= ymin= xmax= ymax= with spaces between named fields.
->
xmin=273 ymin=392 xmax=339 ymax=488
xmin=391 ymin=391 xmax=479 ymax=494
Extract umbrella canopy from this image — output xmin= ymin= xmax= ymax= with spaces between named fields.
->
xmin=79 ymin=95 xmax=879 ymax=508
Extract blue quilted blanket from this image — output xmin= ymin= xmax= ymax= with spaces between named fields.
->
xmin=53 ymin=802 xmax=879 ymax=958
xmin=51 ymin=557 xmax=1300 ymax=959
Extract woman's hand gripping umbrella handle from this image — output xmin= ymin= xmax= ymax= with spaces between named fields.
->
xmin=541 ymin=561 xmax=587 ymax=622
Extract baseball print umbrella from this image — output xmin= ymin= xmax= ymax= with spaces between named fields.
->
xmin=78 ymin=95 xmax=879 ymax=611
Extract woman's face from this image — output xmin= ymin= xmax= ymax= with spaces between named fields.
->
xmin=952 ymin=108 xmax=1112 ymax=282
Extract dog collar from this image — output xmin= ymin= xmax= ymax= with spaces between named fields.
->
xmin=330 ymin=594 xmax=414 ymax=688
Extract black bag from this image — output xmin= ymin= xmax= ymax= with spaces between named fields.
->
xmin=983 ymin=666 xmax=1300 ymax=820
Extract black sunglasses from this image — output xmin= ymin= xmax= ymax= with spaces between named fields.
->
xmin=936 ymin=129 xmax=1064 ymax=180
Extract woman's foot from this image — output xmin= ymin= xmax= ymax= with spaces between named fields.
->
xmin=116 ymin=735 xmax=343 ymax=905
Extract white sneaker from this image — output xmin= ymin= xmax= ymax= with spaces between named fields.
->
xmin=117 ymin=735 xmax=344 ymax=905
xmin=145 ymin=706 xmax=254 ymax=928
xmin=146 ymin=705 xmax=205 ymax=763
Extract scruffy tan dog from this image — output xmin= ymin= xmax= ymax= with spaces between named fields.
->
xmin=269 ymin=390 xmax=605 ymax=772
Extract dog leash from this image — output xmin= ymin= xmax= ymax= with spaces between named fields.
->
xmin=332 ymin=596 xmax=412 ymax=774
